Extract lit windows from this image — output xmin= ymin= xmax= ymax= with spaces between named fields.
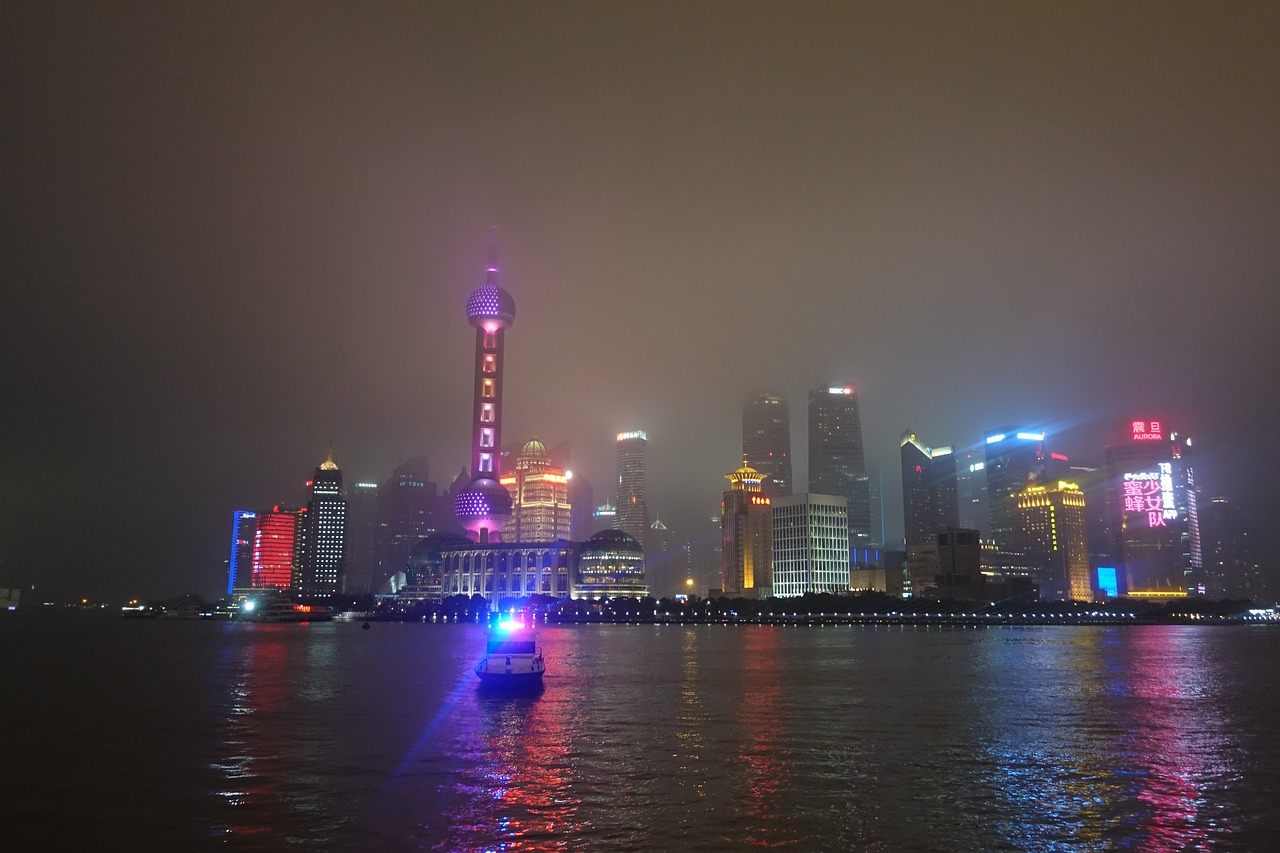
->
xmin=480 ymin=428 xmax=495 ymax=448
xmin=483 ymin=331 xmax=497 ymax=349
xmin=482 ymin=379 xmax=495 ymax=398
xmin=479 ymin=453 xmax=493 ymax=473
xmin=480 ymin=403 xmax=495 ymax=423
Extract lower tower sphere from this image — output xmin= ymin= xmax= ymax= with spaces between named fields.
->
xmin=454 ymin=478 xmax=513 ymax=543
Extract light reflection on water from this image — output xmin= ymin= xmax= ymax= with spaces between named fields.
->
xmin=3 ymin=618 xmax=1278 ymax=851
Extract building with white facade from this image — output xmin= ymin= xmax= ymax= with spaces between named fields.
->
xmin=770 ymin=493 xmax=850 ymax=597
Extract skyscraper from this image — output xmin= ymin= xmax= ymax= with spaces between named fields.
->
xmin=502 ymin=437 xmax=572 ymax=542
xmin=295 ymin=444 xmax=347 ymax=597
xmin=344 ymin=481 xmax=379 ymax=595
xmin=771 ymin=493 xmax=850 ymax=597
xmin=226 ymin=510 xmax=257 ymax=594
xmin=900 ymin=430 xmax=960 ymax=548
xmin=742 ymin=393 xmax=792 ymax=499
xmin=251 ymin=506 xmax=298 ymax=590
xmin=547 ymin=440 xmax=595 ymax=541
xmin=377 ymin=457 xmax=454 ymax=583
xmin=1200 ymin=496 xmax=1263 ymax=600
xmin=720 ymin=462 xmax=773 ymax=597
xmin=454 ymin=234 xmax=516 ymax=544
xmin=615 ymin=430 xmax=651 ymax=550
xmin=808 ymin=385 xmax=871 ymax=546
xmin=1103 ymin=418 xmax=1203 ymax=594
xmin=983 ymin=428 xmax=1049 ymax=551
xmin=1015 ymin=480 xmax=1091 ymax=601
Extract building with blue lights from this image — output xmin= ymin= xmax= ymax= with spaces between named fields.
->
xmin=900 ymin=430 xmax=960 ymax=549
xmin=982 ymin=428 xmax=1048 ymax=551
xmin=226 ymin=510 xmax=257 ymax=595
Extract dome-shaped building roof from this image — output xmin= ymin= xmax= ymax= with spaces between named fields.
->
xmin=581 ymin=529 xmax=644 ymax=557
xmin=515 ymin=436 xmax=550 ymax=471
xmin=576 ymin=529 xmax=647 ymax=599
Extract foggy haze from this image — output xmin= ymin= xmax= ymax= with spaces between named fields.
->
xmin=3 ymin=2 xmax=1278 ymax=598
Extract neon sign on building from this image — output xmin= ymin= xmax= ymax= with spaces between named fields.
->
xmin=1122 ymin=464 xmax=1177 ymax=528
xmin=1131 ymin=420 xmax=1164 ymax=441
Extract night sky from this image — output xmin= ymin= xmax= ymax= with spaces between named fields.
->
xmin=4 ymin=2 xmax=1278 ymax=600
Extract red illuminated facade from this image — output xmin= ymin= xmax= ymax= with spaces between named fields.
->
xmin=251 ymin=506 xmax=298 ymax=590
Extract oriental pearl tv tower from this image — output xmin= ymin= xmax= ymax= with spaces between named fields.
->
xmin=454 ymin=232 xmax=517 ymax=543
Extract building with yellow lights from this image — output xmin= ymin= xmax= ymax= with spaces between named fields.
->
xmin=501 ymin=437 xmax=572 ymax=543
xmin=1015 ymin=480 xmax=1092 ymax=601
xmin=720 ymin=462 xmax=773 ymax=597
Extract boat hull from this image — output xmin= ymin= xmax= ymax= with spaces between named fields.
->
xmin=475 ymin=668 xmax=545 ymax=689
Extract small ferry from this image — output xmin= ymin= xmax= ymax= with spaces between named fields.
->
xmin=240 ymin=597 xmax=333 ymax=623
xmin=475 ymin=618 xmax=545 ymax=688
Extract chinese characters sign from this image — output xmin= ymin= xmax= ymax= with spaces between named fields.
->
xmin=1131 ymin=420 xmax=1164 ymax=441
xmin=1122 ymin=463 xmax=1177 ymax=527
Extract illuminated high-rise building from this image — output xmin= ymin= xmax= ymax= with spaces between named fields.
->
xmin=454 ymin=234 xmax=516 ymax=544
xmin=502 ymin=437 xmax=572 ymax=542
xmin=808 ymin=385 xmax=872 ymax=546
xmin=720 ymin=462 xmax=773 ymax=597
xmin=900 ymin=430 xmax=959 ymax=548
xmin=295 ymin=444 xmax=347 ymax=596
xmin=771 ymin=493 xmax=849 ymax=597
xmin=1103 ymin=418 xmax=1202 ymax=594
xmin=1015 ymin=480 xmax=1091 ymax=601
xmin=743 ymin=393 xmax=792 ymax=499
xmin=251 ymin=506 xmax=298 ymax=590
xmin=226 ymin=510 xmax=257 ymax=594
xmin=983 ymin=428 xmax=1049 ymax=551
xmin=615 ymin=430 xmax=651 ymax=550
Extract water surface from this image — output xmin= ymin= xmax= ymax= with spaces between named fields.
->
xmin=4 ymin=618 xmax=1277 ymax=851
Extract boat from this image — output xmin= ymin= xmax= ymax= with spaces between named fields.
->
xmin=475 ymin=618 xmax=545 ymax=688
xmin=240 ymin=597 xmax=333 ymax=623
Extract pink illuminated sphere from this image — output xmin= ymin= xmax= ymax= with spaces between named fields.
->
xmin=465 ymin=280 xmax=516 ymax=330
xmin=454 ymin=478 xmax=513 ymax=538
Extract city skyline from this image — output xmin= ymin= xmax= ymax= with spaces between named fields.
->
xmin=3 ymin=3 xmax=1279 ymax=599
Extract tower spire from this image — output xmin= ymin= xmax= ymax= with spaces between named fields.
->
xmin=486 ymin=226 xmax=500 ymax=284
xmin=320 ymin=440 xmax=338 ymax=471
